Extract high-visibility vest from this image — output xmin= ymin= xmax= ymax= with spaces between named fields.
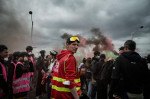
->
xmin=0 ymin=62 xmax=7 ymax=98
xmin=51 ymin=54 xmax=81 ymax=99
xmin=12 ymin=62 xmax=31 ymax=94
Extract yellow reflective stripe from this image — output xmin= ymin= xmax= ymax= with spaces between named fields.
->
xmin=76 ymin=87 xmax=80 ymax=91
xmin=53 ymin=76 xmax=80 ymax=83
xmin=53 ymin=76 xmax=66 ymax=82
xmin=52 ymin=85 xmax=70 ymax=92
xmin=64 ymin=54 xmax=72 ymax=73
xmin=52 ymin=85 xmax=80 ymax=92
xmin=74 ymin=78 xmax=80 ymax=83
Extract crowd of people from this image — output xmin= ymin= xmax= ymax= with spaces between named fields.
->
xmin=0 ymin=36 xmax=150 ymax=99
xmin=79 ymin=40 xmax=150 ymax=99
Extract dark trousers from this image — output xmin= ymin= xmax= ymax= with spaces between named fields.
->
xmin=80 ymin=75 xmax=86 ymax=90
xmin=96 ymin=79 xmax=107 ymax=99
xmin=36 ymin=71 xmax=46 ymax=96
xmin=47 ymin=76 xmax=51 ymax=99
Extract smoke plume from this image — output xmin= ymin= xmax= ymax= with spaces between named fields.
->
xmin=0 ymin=0 xmax=31 ymax=53
xmin=61 ymin=28 xmax=115 ymax=52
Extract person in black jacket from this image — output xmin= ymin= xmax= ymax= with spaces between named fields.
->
xmin=0 ymin=44 xmax=8 ymax=99
xmin=93 ymin=54 xmax=106 ymax=99
xmin=7 ymin=51 xmax=20 ymax=99
xmin=35 ymin=50 xmax=46 ymax=98
xmin=110 ymin=40 xmax=149 ymax=99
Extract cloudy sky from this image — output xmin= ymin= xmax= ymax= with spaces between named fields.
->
xmin=0 ymin=0 xmax=150 ymax=57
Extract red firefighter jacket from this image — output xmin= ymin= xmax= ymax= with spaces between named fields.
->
xmin=51 ymin=50 xmax=81 ymax=99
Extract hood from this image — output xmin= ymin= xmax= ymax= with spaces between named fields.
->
xmin=56 ymin=50 xmax=73 ymax=60
xmin=122 ymin=51 xmax=141 ymax=62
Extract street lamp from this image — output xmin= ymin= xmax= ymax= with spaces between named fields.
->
xmin=29 ymin=11 xmax=33 ymax=42
xmin=131 ymin=26 xmax=144 ymax=40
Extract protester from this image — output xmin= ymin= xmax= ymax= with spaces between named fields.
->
xmin=0 ymin=44 xmax=8 ymax=99
xmin=12 ymin=52 xmax=34 ymax=99
xmin=111 ymin=40 xmax=149 ymax=99
xmin=7 ymin=51 xmax=20 ymax=99
xmin=91 ymin=51 xmax=100 ymax=64
xmin=93 ymin=54 xmax=106 ymax=99
xmin=51 ymin=36 xmax=81 ymax=99
xmin=35 ymin=50 xmax=46 ymax=99
xmin=100 ymin=58 xmax=114 ymax=99
xmin=79 ymin=58 xmax=87 ymax=91
xmin=87 ymin=51 xmax=100 ymax=99
xmin=41 ymin=50 xmax=58 ymax=99
xmin=84 ymin=58 xmax=92 ymax=97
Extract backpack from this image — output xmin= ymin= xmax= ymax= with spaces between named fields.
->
xmin=123 ymin=57 xmax=149 ymax=92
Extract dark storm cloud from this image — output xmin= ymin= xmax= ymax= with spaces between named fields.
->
xmin=101 ymin=0 xmax=150 ymax=38
xmin=0 ymin=0 xmax=150 ymax=56
xmin=39 ymin=0 xmax=150 ymax=39
xmin=0 ymin=0 xmax=31 ymax=53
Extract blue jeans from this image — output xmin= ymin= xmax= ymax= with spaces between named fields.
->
xmin=87 ymin=80 xmax=96 ymax=99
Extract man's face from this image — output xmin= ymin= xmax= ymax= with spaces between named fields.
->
xmin=27 ymin=50 xmax=32 ymax=53
xmin=0 ymin=49 xmax=8 ymax=58
xmin=67 ymin=41 xmax=79 ymax=54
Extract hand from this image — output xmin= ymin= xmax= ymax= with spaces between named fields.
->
xmin=49 ymin=82 xmax=52 ymax=87
xmin=41 ymin=69 xmax=45 ymax=75
xmin=24 ymin=57 xmax=28 ymax=61
xmin=41 ymin=80 xmax=44 ymax=85
xmin=113 ymin=94 xmax=121 ymax=99
xmin=18 ymin=57 xmax=23 ymax=62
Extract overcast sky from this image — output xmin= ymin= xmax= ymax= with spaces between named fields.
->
xmin=0 ymin=0 xmax=150 ymax=57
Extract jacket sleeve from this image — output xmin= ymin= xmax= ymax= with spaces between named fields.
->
xmin=65 ymin=55 xmax=77 ymax=89
xmin=29 ymin=61 xmax=34 ymax=72
xmin=16 ymin=64 xmax=24 ymax=79
xmin=0 ymin=65 xmax=8 ymax=93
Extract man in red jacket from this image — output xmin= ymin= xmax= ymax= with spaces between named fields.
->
xmin=51 ymin=36 xmax=81 ymax=99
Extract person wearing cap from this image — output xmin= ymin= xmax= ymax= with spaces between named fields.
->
xmin=51 ymin=36 xmax=81 ymax=99
xmin=0 ymin=44 xmax=8 ymax=99
xmin=41 ymin=50 xmax=58 ymax=99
